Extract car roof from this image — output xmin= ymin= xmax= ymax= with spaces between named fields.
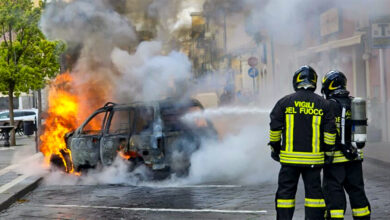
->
xmin=109 ymin=98 xmax=203 ymax=110
xmin=0 ymin=109 xmax=37 ymax=113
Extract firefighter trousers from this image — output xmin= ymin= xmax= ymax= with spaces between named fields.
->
xmin=323 ymin=161 xmax=371 ymax=219
xmin=276 ymin=165 xmax=326 ymax=220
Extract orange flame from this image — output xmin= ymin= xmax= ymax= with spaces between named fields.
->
xmin=40 ymin=73 xmax=79 ymax=173
xmin=118 ymin=151 xmax=131 ymax=160
xmin=40 ymin=69 xmax=114 ymax=174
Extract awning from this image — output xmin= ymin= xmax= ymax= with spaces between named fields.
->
xmin=297 ymin=34 xmax=363 ymax=57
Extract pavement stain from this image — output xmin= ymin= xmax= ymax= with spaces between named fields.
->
xmin=17 ymin=199 xmax=29 ymax=203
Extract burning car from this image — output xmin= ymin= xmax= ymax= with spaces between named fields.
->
xmin=55 ymin=98 xmax=216 ymax=177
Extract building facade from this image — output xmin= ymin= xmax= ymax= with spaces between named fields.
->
xmin=295 ymin=6 xmax=390 ymax=142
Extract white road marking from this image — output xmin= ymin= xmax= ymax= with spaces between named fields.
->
xmin=138 ymin=184 xmax=242 ymax=188
xmin=0 ymin=174 xmax=30 ymax=193
xmin=43 ymin=204 xmax=267 ymax=214
xmin=0 ymin=153 xmax=42 ymax=176
xmin=0 ymin=147 xmax=16 ymax=151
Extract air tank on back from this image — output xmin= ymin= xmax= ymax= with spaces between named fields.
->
xmin=351 ymin=97 xmax=367 ymax=149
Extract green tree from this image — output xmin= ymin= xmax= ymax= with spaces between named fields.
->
xmin=0 ymin=0 xmax=64 ymax=145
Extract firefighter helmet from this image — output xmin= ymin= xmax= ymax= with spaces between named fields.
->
xmin=321 ymin=70 xmax=348 ymax=98
xmin=292 ymin=65 xmax=318 ymax=91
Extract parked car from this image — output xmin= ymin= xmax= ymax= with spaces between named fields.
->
xmin=58 ymin=98 xmax=217 ymax=178
xmin=0 ymin=109 xmax=38 ymax=136
xmin=0 ymin=109 xmax=38 ymax=122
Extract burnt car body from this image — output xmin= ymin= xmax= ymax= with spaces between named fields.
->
xmin=64 ymin=98 xmax=216 ymax=175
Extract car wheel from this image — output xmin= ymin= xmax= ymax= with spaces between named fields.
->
xmin=128 ymin=157 xmax=144 ymax=172
xmin=152 ymin=167 xmax=171 ymax=180
xmin=50 ymin=149 xmax=74 ymax=173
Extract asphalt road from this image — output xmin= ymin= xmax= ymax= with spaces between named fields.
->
xmin=0 ymin=158 xmax=389 ymax=220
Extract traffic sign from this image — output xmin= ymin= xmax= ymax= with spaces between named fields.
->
xmin=248 ymin=67 xmax=259 ymax=78
xmin=248 ymin=57 xmax=258 ymax=67
xmin=370 ymin=16 xmax=390 ymax=48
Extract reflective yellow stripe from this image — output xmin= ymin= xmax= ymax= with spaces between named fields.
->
xmin=332 ymin=151 xmax=349 ymax=163
xmin=285 ymin=114 xmax=294 ymax=152
xmin=352 ymin=206 xmax=370 ymax=217
xmin=324 ymin=132 xmax=336 ymax=138
xmin=312 ymin=116 xmax=321 ymax=153
xmin=277 ymin=199 xmax=295 ymax=208
xmin=324 ymin=141 xmax=334 ymax=145
xmin=324 ymin=132 xmax=336 ymax=145
xmin=280 ymin=157 xmax=324 ymax=165
xmin=325 ymin=152 xmax=335 ymax=156
xmin=324 ymin=137 xmax=335 ymax=141
xmin=324 ymin=140 xmax=335 ymax=145
xmin=304 ymin=198 xmax=326 ymax=208
xmin=332 ymin=151 xmax=344 ymax=157
xmin=330 ymin=150 xmax=364 ymax=163
xmin=332 ymin=157 xmax=350 ymax=163
xmin=280 ymin=151 xmax=324 ymax=158
xmin=285 ymin=114 xmax=290 ymax=151
xmin=325 ymin=151 xmax=350 ymax=163
xmin=270 ymin=130 xmax=282 ymax=135
xmin=330 ymin=209 xmax=344 ymax=218
xmin=270 ymin=130 xmax=282 ymax=142
xmin=280 ymin=151 xmax=324 ymax=165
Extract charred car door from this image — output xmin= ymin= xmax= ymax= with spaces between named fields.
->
xmin=100 ymin=107 xmax=135 ymax=166
xmin=70 ymin=108 xmax=110 ymax=170
xmin=129 ymin=106 xmax=166 ymax=170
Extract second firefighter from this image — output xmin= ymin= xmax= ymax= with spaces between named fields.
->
xmin=321 ymin=70 xmax=371 ymax=220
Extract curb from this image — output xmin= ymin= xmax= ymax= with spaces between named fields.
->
xmin=0 ymin=153 xmax=44 ymax=211
xmin=0 ymin=176 xmax=42 ymax=211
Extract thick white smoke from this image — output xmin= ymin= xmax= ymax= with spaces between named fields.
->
xmin=40 ymin=0 xmax=136 ymax=55
xmin=30 ymin=106 xmax=278 ymax=186
xmin=111 ymin=41 xmax=192 ymax=102
xmin=35 ymin=0 xmax=284 ymax=186
xmin=244 ymin=0 xmax=390 ymax=44
xmin=188 ymin=124 xmax=278 ymax=185
xmin=148 ymin=0 xmax=205 ymax=40
xmin=43 ymin=157 xmax=152 ymax=185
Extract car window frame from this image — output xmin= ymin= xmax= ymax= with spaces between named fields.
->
xmin=77 ymin=108 xmax=111 ymax=136
xmin=105 ymin=107 xmax=136 ymax=136
xmin=133 ymin=105 xmax=156 ymax=135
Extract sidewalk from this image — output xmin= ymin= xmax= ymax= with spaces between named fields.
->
xmin=0 ymin=136 xmax=37 ymax=170
xmin=0 ymin=135 xmax=43 ymax=211
xmin=365 ymin=142 xmax=390 ymax=164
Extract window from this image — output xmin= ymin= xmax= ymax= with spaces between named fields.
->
xmin=160 ymin=103 xmax=206 ymax=131
xmin=23 ymin=112 xmax=36 ymax=116
xmin=160 ymin=106 xmax=185 ymax=132
xmin=81 ymin=111 xmax=107 ymax=135
xmin=0 ymin=112 xmax=9 ymax=119
xmin=108 ymin=109 xmax=134 ymax=134
xmin=14 ymin=112 xmax=24 ymax=117
xmin=135 ymin=107 xmax=154 ymax=134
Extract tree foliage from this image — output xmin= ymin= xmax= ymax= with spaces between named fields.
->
xmin=0 ymin=0 xmax=65 ymax=145
xmin=0 ymin=0 xmax=65 ymax=92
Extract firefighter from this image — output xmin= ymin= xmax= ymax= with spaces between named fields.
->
xmin=269 ymin=65 xmax=336 ymax=220
xmin=321 ymin=70 xmax=371 ymax=219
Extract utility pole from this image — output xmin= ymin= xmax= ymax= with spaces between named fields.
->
xmin=379 ymin=48 xmax=388 ymax=142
